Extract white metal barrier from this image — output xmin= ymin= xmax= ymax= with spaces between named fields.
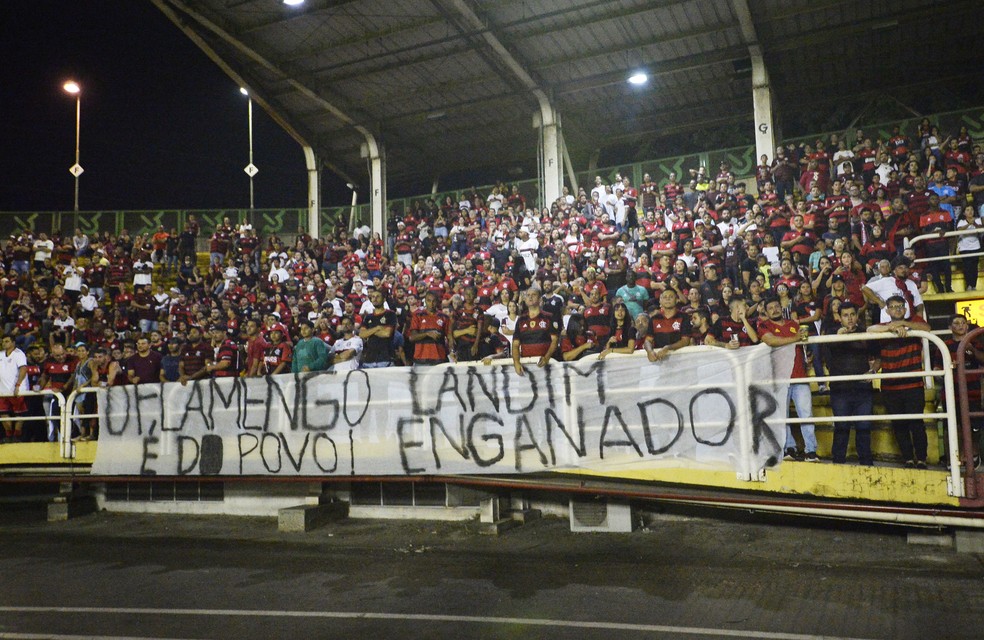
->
xmin=0 ymin=387 xmax=106 ymax=460
xmin=784 ymin=330 xmax=961 ymax=496
xmin=909 ymin=227 xmax=984 ymax=265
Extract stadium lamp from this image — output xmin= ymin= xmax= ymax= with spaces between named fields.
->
xmin=627 ymin=72 xmax=649 ymax=85
xmin=63 ymin=80 xmax=82 ymax=218
xmin=283 ymin=0 xmax=304 ymax=6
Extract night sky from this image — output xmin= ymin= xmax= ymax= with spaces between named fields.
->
xmin=1 ymin=1 xmax=312 ymax=213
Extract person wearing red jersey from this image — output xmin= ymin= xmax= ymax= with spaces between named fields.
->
xmin=868 ymin=295 xmax=931 ymax=467
xmin=919 ymin=193 xmax=953 ymax=294
xmin=758 ymin=297 xmax=817 ymax=462
xmin=408 ymin=292 xmax=451 ymax=365
xmin=780 ymin=214 xmax=817 ymax=261
xmin=887 ymin=126 xmax=910 ymax=165
xmin=38 ymin=343 xmax=77 ymax=442
xmin=204 ymin=324 xmax=241 ymax=378
xmin=645 ymin=288 xmax=691 ymax=362
xmin=178 ymin=326 xmax=210 ymax=385
xmin=243 ymin=319 xmax=269 ymax=378
xmin=940 ymin=314 xmax=984 ymax=468
xmin=262 ymin=325 xmax=293 ymax=376
xmin=450 ymin=286 xmax=483 ymax=363
xmin=662 ymin=172 xmax=684 ymax=202
xmin=823 ymin=181 xmax=852 ymax=238
xmin=715 ymin=297 xmax=759 ymax=348
xmin=512 ymin=288 xmax=559 ymax=375
xmin=582 ymin=288 xmax=612 ymax=345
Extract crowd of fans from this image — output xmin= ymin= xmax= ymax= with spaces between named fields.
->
xmin=0 ymin=119 xmax=982 ymax=467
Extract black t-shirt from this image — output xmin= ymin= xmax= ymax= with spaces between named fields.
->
xmin=362 ymin=310 xmax=396 ymax=363
xmin=820 ymin=327 xmax=878 ymax=390
xmin=970 ymin=173 xmax=984 ymax=210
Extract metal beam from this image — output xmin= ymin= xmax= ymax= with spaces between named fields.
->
xmin=431 ymin=0 xmax=562 ymax=206
xmin=152 ymin=0 xmax=361 ymax=188
xmin=288 ymin=0 xmax=685 ymax=77
xmin=535 ymin=21 xmax=738 ymax=72
xmin=239 ymin=0 xmax=363 ymax=35
xmin=555 ymin=45 xmax=748 ymax=96
xmin=763 ymin=0 xmax=979 ymax=54
xmin=154 ymin=0 xmax=398 ymax=189
xmin=602 ymin=113 xmax=753 ymax=145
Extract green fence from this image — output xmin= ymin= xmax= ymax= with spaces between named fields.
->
xmin=6 ymin=106 xmax=983 ymax=239
xmin=0 ymin=208 xmax=353 ymax=241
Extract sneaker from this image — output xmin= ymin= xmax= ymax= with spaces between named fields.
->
xmin=783 ymin=448 xmax=799 ymax=461
xmin=915 ymin=460 xmax=927 ymax=470
xmin=904 ymin=460 xmax=915 ymax=468
xmin=817 ymin=384 xmax=830 ymax=394
xmin=804 ymin=451 xmax=819 ymax=462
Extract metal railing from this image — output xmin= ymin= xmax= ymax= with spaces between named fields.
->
xmin=0 ymin=389 xmax=68 ymax=456
xmin=1 ymin=332 xmax=973 ymax=497
xmin=909 ymin=227 xmax=984 ymax=266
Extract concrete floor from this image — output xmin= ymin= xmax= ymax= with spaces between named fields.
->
xmin=0 ymin=506 xmax=982 ymax=640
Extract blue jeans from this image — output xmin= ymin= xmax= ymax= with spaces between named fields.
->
xmin=830 ymin=386 xmax=873 ymax=465
xmin=785 ymin=383 xmax=817 ymax=453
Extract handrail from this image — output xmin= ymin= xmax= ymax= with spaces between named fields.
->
xmin=460 ymin=331 xmax=963 ymax=490
xmin=909 ymin=227 xmax=984 ymax=265
xmin=0 ymin=388 xmax=67 ymax=455
xmin=61 ymin=386 xmax=102 ymax=460
xmin=955 ymin=327 xmax=984 ymax=503
xmin=791 ymin=331 xmax=960 ymax=494
xmin=1 ymin=333 xmax=971 ymax=497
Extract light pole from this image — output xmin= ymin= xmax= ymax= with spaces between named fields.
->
xmin=63 ymin=80 xmax=82 ymax=228
xmin=240 ymin=88 xmax=257 ymax=226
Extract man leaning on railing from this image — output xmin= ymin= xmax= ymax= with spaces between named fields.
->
xmin=867 ymin=295 xmax=931 ymax=468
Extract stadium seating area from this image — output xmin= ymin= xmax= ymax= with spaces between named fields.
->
xmin=0 ymin=119 xmax=982 ymax=467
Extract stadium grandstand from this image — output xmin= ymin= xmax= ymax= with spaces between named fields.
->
xmin=3 ymin=0 xmax=984 ymax=532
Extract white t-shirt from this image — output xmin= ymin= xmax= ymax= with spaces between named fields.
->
xmin=331 ymin=336 xmax=363 ymax=372
xmin=33 ymin=240 xmax=53 ymax=263
xmin=518 ymin=237 xmax=540 ymax=272
xmin=956 ymin=218 xmax=983 ymax=252
xmin=0 ymin=347 xmax=28 ymax=395
xmin=865 ymin=276 xmax=923 ymax=322
xmin=80 ymin=293 xmax=99 ymax=313
xmin=133 ymin=261 xmax=154 ymax=286
xmin=53 ymin=316 xmax=76 ymax=332
xmin=64 ymin=267 xmax=83 ymax=292
xmin=487 ymin=192 xmax=504 ymax=212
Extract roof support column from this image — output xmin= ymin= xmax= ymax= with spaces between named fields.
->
xmin=303 ymin=146 xmax=320 ymax=239
xmin=534 ymin=102 xmax=562 ymax=209
xmin=361 ymin=138 xmax=386 ymax=240
xmin=733 ymin=0 xmax=775 ymax=162
xmin=750 ymin=45 xmax=776 ymax=163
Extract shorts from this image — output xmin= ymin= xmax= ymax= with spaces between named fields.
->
xmin=0 ymin=396 xmax=27 ymax=414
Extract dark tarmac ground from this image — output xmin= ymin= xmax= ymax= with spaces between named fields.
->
xmin=0 ymin=503 xmax=982 ymax=640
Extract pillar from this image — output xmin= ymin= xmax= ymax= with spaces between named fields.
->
xmin=303 ymin=146 xmax=320 ymax=239
xmin=750 ymin=45 xmax=776 ymax=164
xmin=360 ymin=138 xmax=386 ymax=240
xmin=534 ymin=102 xmax=562 ymax=209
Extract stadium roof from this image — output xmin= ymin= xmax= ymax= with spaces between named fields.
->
xmin=154 ymin=0 xmax=983 ymax=193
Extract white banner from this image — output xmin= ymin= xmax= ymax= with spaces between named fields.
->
xmin=91 ymin=345 xmax=794 ymax=478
